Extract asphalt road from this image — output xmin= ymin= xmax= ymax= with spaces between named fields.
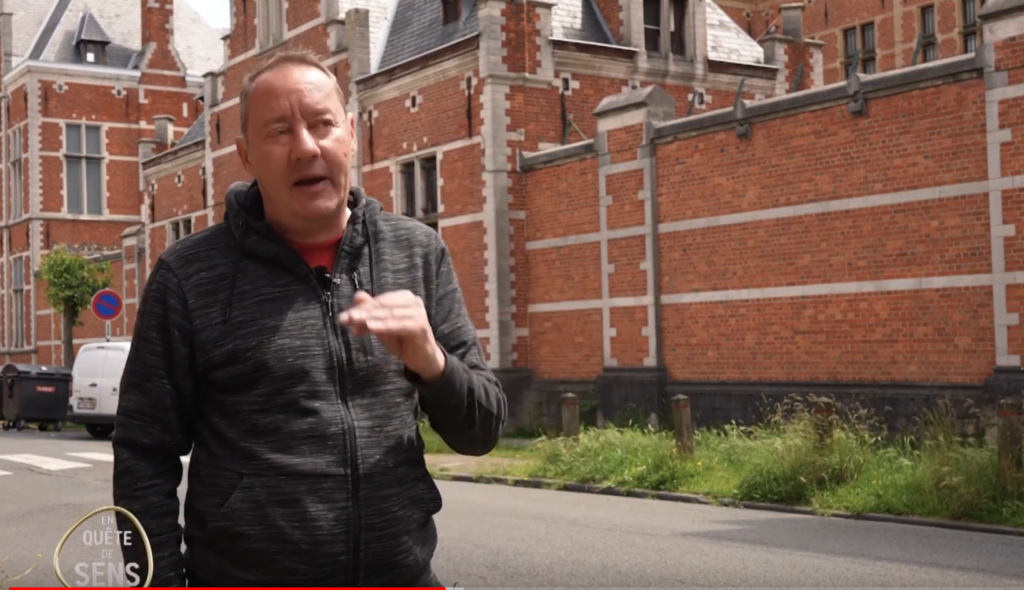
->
xmin=2 ymin=429 xmax=1024 ymax=588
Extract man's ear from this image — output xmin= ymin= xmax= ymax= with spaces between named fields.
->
xmin=235 ymin=136 xmax=251 ymax=175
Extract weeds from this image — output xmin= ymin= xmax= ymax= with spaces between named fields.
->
xmin=422 ymin=394 xmax=1024 ymax=528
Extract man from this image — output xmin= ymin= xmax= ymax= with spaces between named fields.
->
xmin=111 ymin=49 xmax=506 ymax=587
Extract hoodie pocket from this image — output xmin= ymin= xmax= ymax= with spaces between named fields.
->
xmin=190 ymin=474 xmax=355 ymax=584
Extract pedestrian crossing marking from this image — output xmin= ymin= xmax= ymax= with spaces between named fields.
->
xmin=66 ymin=452 xmax=114 ymax=462
xmin=0 ymin=470 xmax=11 ymax=476
xmin=0 ymin=454 xmax=92 ymax=470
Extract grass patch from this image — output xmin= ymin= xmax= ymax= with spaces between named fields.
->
xmin=418 ymin=420 xmax=539 ymax=459
xmin=439 ymin=395 xmax=1024 ymax=528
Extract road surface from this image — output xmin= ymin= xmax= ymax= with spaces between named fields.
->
xmin=2 ymin=429 xmax=1023 ymax=587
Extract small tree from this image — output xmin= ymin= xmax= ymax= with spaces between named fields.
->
xmin=38 ymin=245 xmax=112 ymax=368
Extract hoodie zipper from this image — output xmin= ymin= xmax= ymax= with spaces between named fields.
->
xmin=318 ymin=268 xmax=363 ymax=587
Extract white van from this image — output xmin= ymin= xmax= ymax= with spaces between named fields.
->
xmin=68 ymin=341 xmax=131 ymax=439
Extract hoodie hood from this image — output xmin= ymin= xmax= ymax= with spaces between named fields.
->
xmin=219 ymin=180 xmax=385 ymax=321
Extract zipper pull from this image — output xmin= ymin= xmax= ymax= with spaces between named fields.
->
xmin=323 ymin=290 xmax=334 ymax=316
xmin=351 ymin=269 xmax=362 ymax=292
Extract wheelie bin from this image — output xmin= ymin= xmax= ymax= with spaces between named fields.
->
xmin=1 ymin=363 xmax=72 ymax=432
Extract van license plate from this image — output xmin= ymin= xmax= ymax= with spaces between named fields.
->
xmin=77 ymin=398 xmax=97 ymax=410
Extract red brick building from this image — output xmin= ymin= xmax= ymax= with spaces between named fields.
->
xmin=719 ymin=0 xmax=989 ymax=84
xmin=5 ymin=0 xmax=1024 ymax=431
xmin=0 ymin=0 xmax=223 ymax=365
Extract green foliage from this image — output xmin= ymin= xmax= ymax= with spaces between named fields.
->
xmin=38 ymin=244 xmax=112 ymax=326
xmin=441 ymin=395 xmax=1024 ymax=528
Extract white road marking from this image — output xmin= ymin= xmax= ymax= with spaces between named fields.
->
xmin=0 ymin=470 xmax=11 ymax=476
xmin=66 ymin=452 xmax=114 ymax=462
xmin=0 ymin=454 xmax=92 ymax=470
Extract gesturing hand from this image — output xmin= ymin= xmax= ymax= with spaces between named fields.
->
xmin=336 ymin=290 xmax=446 ymax=381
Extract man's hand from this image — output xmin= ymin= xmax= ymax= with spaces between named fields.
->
xmin=337 ymin=290 xmax=446 ymax=381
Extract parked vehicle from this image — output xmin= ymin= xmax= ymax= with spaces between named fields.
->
xmin=67 ymin=341 xmax=131 ymax=439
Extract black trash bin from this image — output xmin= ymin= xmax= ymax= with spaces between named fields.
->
xmin=1 ymin=363 xmax=72 ymax=432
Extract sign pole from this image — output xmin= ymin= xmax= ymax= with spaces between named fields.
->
xmin=105 ymin=321 xmax=111 ymax=342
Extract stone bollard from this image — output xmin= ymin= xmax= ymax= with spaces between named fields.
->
xmin=811 ymin=397 xmax=835 ymax=446
xmin=561 ymin=393 xmax=580 ymax=437
xmin=997 ymin=398 xmax=1022 ymax=486
xmin=671 ymin=394 xmax=694 ymax=456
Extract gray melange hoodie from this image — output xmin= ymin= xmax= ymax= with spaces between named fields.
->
xmin=112 ymin=181 xmax=506 ymax=587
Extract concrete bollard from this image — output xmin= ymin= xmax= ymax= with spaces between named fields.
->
xmin=561 ymin=392 xmax=580 ymax=437
xmin=811 ymin=397 xmax=835 ymax=445
xmin=997 ymin=398 xmax=1022 ymax=485
xmin=671 ymin=394 xmax=694 ymax=456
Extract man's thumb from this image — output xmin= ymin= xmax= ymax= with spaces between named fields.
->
xmin=352 ymin=290 xmax=373 ymax=304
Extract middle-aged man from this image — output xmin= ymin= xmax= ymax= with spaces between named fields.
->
xmin=111 ymin=49 xmax=506 ymax=588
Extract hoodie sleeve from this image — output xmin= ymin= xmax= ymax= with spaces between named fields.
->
xmin=112 ymin=259 xmax=195 ymax=587
xmin=406 ymin=241 xmax=507 ymax=456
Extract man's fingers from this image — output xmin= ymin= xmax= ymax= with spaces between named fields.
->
xmin=352 ymin=290 xmax=375 ymax=306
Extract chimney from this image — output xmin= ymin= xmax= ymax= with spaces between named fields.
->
xmin=779 ymin=3 xmax=803 ymax=40
xmin=203 ymin=72 xmax=219 ymax=107
xmin=153 ymin=115 xmax=175 ymax=145
xmin=0 ymin=3 xmax=12 ymax=76
xmin=345 ymin=8 xmax=371 ymax=78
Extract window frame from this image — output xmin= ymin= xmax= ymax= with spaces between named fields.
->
xmin=842 ymin=21 xmax=877 ymax=77
xmin=442 ymin=0 xmax=461 ymax=25
xmin=257 ymin=0 xmax=286 ymax=51
xmin=919 ymin=5 xmax=938 ymax=63
xmin=395 ymin=154 xmax=439 ymax=231
xmin=961 ymin=0 xmax=984 ymax=54
xmin=9 ymin=126 xmax=22 ymax=220
xmin=11 ymin=257 xmax=24 ymax=349
xmin=167 ymin=217 xmax=193 ymax=247
xmin=63 ymin=122 xmax=105 ymax=216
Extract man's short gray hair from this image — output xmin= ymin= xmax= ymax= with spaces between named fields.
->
xmin=238 ymin=49 xmax=346 ymax=138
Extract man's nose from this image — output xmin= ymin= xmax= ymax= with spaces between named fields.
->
xmin=290 ymin=126 xmax=320 ymax=160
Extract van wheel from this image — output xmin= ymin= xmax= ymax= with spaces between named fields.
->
xmin=39 ymin=423 xmax=48 ymax=432
xmin=86 ymin=424 xmax=114 ymax=439
xmin=15 ymin=419 xmax=26 ymax=431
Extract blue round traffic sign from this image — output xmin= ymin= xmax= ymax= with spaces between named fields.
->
xmin=91 ymin=289 xmax=122 ymax=321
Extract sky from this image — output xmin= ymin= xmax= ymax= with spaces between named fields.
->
xmin=183 ymin=0 xmax=230 ymax=29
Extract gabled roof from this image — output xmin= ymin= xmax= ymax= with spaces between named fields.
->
xmin=73 ymin=9 xmax=111 ymax=45
xmin=377 ymin=0 xmax=479 ymax=72
xmin=12 ymin=0 xmax=225 ymax=77
xmin=705 ymin=0 xmax=764 ymax=64
xmin=374 ymin=0 xmax=764 ymax=75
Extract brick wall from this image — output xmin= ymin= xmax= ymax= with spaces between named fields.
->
xmin=518 ymin=11 xmax=1024 ymax=418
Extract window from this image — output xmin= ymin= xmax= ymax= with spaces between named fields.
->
xmin=442 ymin=0 xmax=460 ymax=24
xmin=670 ymin=0 xmax=686 ymax=56
xmin=9 ymin=127 xmax=22 ymax=220
xmin=64 ymin=122 xmax=103 ymax=215
xmin=11 ymin=257 xmax=23 ymax=349
xmin=920 ymin=6 xmax=937 ymax=62
xmin=962 ymin=0 xmax=983 ymax=54
xmin=843 ymin=22 xmax=876 ymax=77
xmin=80 ymin=41 xmax=105 ymax=64
xmin=643 ymin=0 xmax=660 ymax=53
xmin=168 ymin=217 xmax=193 ymax=246
xmin=257 ymin=0 xmax=285 ymax=50
xmin=398 ymin=155 xmax=439 ymax=231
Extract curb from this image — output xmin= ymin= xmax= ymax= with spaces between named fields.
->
xmin=431 ymin=471 xmax=1024 ymax=538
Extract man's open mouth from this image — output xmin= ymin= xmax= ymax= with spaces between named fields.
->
xmin=294 ymin=176 xmax=328 ymax=187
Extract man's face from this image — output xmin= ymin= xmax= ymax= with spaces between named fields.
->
xmin=235 ymin=63 xmax=356 ymax=239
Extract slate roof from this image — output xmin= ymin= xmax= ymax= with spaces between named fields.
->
xmin=705 ymin=0 xmax=764 ymax=64
xmin=73 ymin=9 xmax=111 ymax=45
xmin=375 ymin=0 xmax=763 ymax=74
xmin=176 ymin=115 xmax=205 ymax=148
xmin=9 ymin=0 xmax=225 ymax=77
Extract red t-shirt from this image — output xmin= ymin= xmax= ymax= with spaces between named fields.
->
xmin=289 ymin=232 xmax=344 ymax=272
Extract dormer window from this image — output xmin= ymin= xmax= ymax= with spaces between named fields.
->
xmin=73 ymin=9 xmax=112 ymax=66
xmin=82 ymin=42 xmax=105 ymax=64
xmin=442 ymin=0 xmax=460 ymax=25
